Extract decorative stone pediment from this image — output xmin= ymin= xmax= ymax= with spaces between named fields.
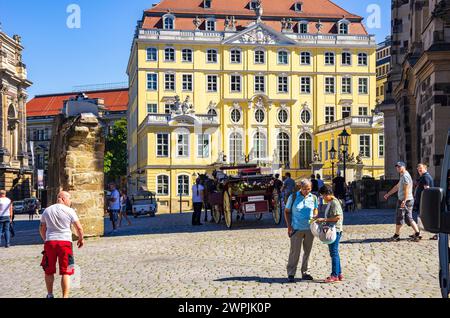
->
xmin=222 ymin=23 xmax=297 ymax=46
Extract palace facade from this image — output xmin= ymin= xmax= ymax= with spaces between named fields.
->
xmin=127 ymin=0 xmax=384 ymax=211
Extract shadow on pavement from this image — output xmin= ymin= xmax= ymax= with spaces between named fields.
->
xmin=7 ymin=209 xmax=397 ymax=246
xmin=340 ymin=238 xmax=388 ymax=244
xmin=214 ymin=276 xmax=326 ymax=284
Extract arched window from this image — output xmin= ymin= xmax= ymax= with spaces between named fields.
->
xmin=163 ymin=15 xmax=175 ymax=30
xmin=229 ymin=132 xmax=243 ymax=164
xmin=299 ymin=133 xmax=312 ymax=169
xmin=338 ymin=19 xmax=349 ymax=35
xmin=207 ymin=108 xmax=217 ymax=117
xmin=253 ymin=132 xmax=267 ymax=160
xmin=255 ymin=109 xmax=265 ymax=123
xmin=206 ymin=18 xmax=216 ymax=31
xmin=230 ymin=108 xmax=241 ymax=123
xmin=278 ymin=109 xmax=288 ymax=124
xmin=177 ymin=175 xmax=190 ymax=196
xmin=298 ymin=22 xmax=308 ymax=34
xmin=277 ymin=132 xmax=290 ymax=165
xmin=254 ymin=49 xmax=265 ymax=64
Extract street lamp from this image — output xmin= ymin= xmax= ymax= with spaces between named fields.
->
xmin=338 ymin=128 xmax=351 ymax=184
xmin=329 ymin=146 xmax=337 ymax=179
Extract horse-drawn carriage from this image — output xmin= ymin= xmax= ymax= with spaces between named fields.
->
xmin=204 ymin=165 xmax=283 ymax=229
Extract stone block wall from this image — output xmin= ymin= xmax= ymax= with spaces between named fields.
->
xmin=47 ymin=113 xmax=105 ymax=237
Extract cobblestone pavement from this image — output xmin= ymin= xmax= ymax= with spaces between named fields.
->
xmin=0 ymin=210 xmax=442 ymax=298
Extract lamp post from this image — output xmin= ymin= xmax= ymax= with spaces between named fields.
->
xmin=338 ymin=128 xmax=351 ymax=184
xmin=329 ymin=146 xmax=337 ymax=180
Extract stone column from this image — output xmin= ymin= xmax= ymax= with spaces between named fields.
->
xmin=338 ymin=162 xmax=356 ymax=183
xmin=310 ymin=161 xmax=324 ymax=178
xmin=47 ymin=113 xmax=105 ymax=237
xmin=17 ymin=91 xmax=28 ymax=167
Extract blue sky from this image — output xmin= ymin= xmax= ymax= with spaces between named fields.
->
xmin=0 ymin=0 xmax=391 ymax=98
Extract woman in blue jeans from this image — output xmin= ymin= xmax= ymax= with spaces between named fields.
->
xmin=0 ymin=190 xmax=13 ymax=248
xmin=317 ymin=185 xmax=344 ymax=283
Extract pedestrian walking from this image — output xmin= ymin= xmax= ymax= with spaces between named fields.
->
xmin=332 ymin=172 xmax=346 ymax=199
xmin=39 ymin=191 xmax=84 ymax=299
xmin=413 ymin=163 xmax=436 ymax=240
xmin=281 ymin=173 xmax=296 ymax=204
xmin=119 ymin=189 xmax=132 ymax=227
xmin=284 ymin=179 xmax=319 ymax=283
xmin=192 ymin=178 xmax=204 ymax=226
xmin=384 ymin=162 xmax=422 ymax=242
xmin=310 ymin=174 xmax=319 ymax=196
xmin=316 ymin=174 xmax=325 ymax=190
xmin=0 ymin=190 xmax=13 ymax=248
xmin=317 ymin=185 xmax=344 ymax=283
xmin=107 ymin=183 xmax=121 ymax=233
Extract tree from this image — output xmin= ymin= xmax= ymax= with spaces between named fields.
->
xmin=104 ymin=119 xmax=127 ymax=182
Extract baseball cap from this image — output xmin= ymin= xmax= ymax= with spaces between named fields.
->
xmin=395 ymin=161 xmax=406 ymax=168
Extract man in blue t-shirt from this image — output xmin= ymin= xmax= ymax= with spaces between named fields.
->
xmin=284 ymin=179 xmax=319 ymax=283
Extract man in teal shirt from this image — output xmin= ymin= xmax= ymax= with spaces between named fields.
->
xmin=284 ymin=179 xmax=319 ymax=283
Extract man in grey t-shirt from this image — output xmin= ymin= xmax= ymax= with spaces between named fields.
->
xmin=384 ymin=162 xmax=422 ymax=242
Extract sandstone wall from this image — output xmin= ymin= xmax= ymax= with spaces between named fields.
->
xmin=47 ymin=113 xmax=105 ymax=237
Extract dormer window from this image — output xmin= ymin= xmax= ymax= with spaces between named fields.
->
xmin=205 ymin=18 xmax=216 ymax=31
xmin=298 ymin=21 xmax=308 ymax=34
xmin=338 ymin=18 xmax=350 ymax=35
xmin=163 ymin=14 xmax=175 ymax=30
xmin=249 ymin=0 xmax=258 ymax=10
xmin=204 ymin=0 xmax=212 ymax=8
xmin=294 ymin=2 xmax=303 ymax=12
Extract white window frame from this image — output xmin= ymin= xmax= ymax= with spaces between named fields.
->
xmin=147 ymin=73 xmax=158 ymax=91
xmin=182 ymin=48 xmax=193 ymax=62
xmin=300 ymin=51 xmax=311 ymax=65
xmin=277 ymin=50 xmax=289 ymax=65
xmin=278 ymin=75 xmax=289 ymax=93
xmin=230 ymin=108 xmax=242 ymax=124
xmin=164 ymin=47 xmax=175 ymax=62
xmin=197 ymin=134 xmax=211 ymax=158
xmin=229 ymin=132 xmax=243 ymax=164
xmin=164 ymin=103 xmax=173 ymax=114
xmin=156 ymin=133 xmax=170 ymax=157
xmin=358 ymin=77 xmax=369 ymax=94
xmin=277 ymin=132 xmax=291 ymax=165
xmin=254 ymin=109 xmax=265 ymax=123
xmin=206 ymin=48 xmax=218 ymax=63
xmin=177 ymin=174 xmax=190 ymax=197
xmin=182 ymin=74 xmax=193 ymax=92
xmin=298 ymin=21 xmax=308 ymax=34
xmin=300 ymin=109 xmax=311 ymax=124
xmin=277 ymin=109 xmax=289 ymax=124
xmin=359 ymin=135 xmax=371 ymax=158
xmin=358 ymin=106 xmax=369 ymax=116
xmin=378 ymin=134 xmax=385 ymax=157
xmin=254 ymin=75 xmax=265 ymax=93
xmin=163 ymin=14 xmax=175 ymax=30
xmin=156 ymin=175 xmax=170 ymax=196
xmin=341 ymin=77 xmax=352 ymax=94
xmin=300 ymin=76 xmax=311 ymax=94
xmin=253 ymin=132 xmax=267 ymax=160
xmin=325 ymin=106 xmax=335 ymax=124
xmin=341 ymin=51 xmax=352 ymax=66
xmin=325 ymin=76 xmax=335 ymax=94
xmin=230 ymin=48 xmax=242 ymax=64
xmin=294 ymin=1 xmax=303 ymax=12
xmin=205 ymin=18 xmax=216 ymax=31
xmin=342 ymin=105 xmax=352 ymax=118
xmin=230 ymin=74 xmax=242 ymax=93
xmin=338 ymin=19 xmax=350 ymax=35
xmin=164 ymin=72 xmax=176 ymax=91
xmin=254 ymin=49 xmax=265 ymax=64
xmin=325 ymin=52 xmax=335 ymax=65
xmin=147 ymin=103 xmax=158 ymax=114
xmin=358 ymin=53 xmax=368 ymax=66
xmin=146 ymin=47 xmax=158 ymax=61
xmin=176 ymin=132 xmax=190 ymax=158
xmin=206 ymin=74 xmax=218 ymax=92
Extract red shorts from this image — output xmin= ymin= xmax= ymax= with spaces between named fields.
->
xmin=40 ymin=241 xmax=75 ymax=276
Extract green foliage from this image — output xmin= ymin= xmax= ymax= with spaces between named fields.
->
xmin=104 ymin=119 xmax=127 ymax=180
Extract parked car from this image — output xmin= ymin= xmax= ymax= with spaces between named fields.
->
xmin=13 ymin=201 xmax=25 ymax=214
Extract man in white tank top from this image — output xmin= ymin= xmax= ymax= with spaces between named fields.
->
xmin=0 ymin=190 xmax=12 ymax=248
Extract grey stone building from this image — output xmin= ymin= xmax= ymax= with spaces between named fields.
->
xmin=0 ymin=30 xmax=33 ymax=199
xmin=380 ymin=0 xmax=450 ymax=182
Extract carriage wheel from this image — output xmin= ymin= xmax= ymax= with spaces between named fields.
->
xmin=223 ymin=189 xmax=233 ymax=229
xmin=212 ymin=205 xmax=221 ymax=224
xmin=255 ymin=213 xmax=263 ymax=220
xmin=272 ymin=190 xmax=282 ymax=225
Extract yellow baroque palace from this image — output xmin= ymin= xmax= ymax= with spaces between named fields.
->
xmin=127 ymin=0 xmax=385 ymax=212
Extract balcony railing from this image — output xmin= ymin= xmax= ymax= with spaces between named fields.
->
xmin=142 ymin=113 xmax=219 ymax=127
xmin=318 ymin=115 xmax=382 ymax=133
